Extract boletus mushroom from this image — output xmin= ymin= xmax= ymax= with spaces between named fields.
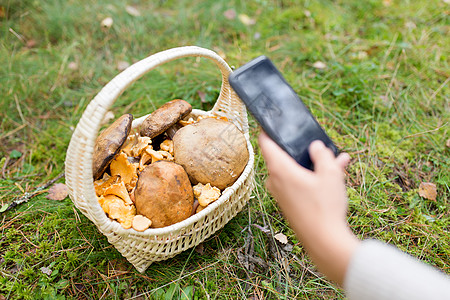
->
xmin=173 ymin=118 xmax=249 ymax=190
xmin=92 ymin=114 xmax=133 ymax=180
xmin=134 ymin=161 xmax=194 ymax=228
xmin=139 ymin=99 xmax=192 ymax=139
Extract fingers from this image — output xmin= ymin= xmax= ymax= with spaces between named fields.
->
xmin=258 ymin=132 xmax=312 ymax=181
xmin=309 ymin=140 xmax=340 ymax=174
xmin=258 ymin=132 xmax=297 ymax=170
xmin=336 ymin=152 xmax=351 ymax=170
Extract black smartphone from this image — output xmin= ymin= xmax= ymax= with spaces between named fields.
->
xmin=228 ymin=56 xmax=338 ymax=170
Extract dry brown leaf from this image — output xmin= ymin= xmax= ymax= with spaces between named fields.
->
xmin=101 ymin=17 xmax=113 ymax=28
xmin=46 ymin=183 xmax=69 ymax=201
xmin=274 ymin=232 xmax=288 ymax=244
xmin=223 ymin=9 xmax=236 ymax=20
xmin=239 ymin=14 xmax=256 ymax=26
xmin=117 ymin=60 xmax=130 ymax=71
xmin=446 ymin=138 xmax=450 ymax=148
xmin=125 ymin=5 xmax=141 ymax=16
xmin=67 ymin=61 xmax=78 ymax=71
xmin=312 ymin=61 xmax=327 ymax=69
xmin=418 ymin=182 xmax=437 ymax=201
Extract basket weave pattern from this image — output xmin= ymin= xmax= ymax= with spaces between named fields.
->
xmin=65 ymin=46 xmax=255 ymax=273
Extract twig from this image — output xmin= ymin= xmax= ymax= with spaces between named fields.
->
xmin=2 ymin=171 xmax=65 ymax=213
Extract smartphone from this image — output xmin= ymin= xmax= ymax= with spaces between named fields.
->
xmin=228 ymin=56 xmax=338 ymax=170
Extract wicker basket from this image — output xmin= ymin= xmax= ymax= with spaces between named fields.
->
xmin=65 ymin=46 xmax=255 ymax=273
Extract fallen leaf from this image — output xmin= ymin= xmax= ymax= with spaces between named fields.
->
xmin=197 ymin=91 xmax=206 ymax=103
xmin=312 ymin=61 xmax=327 ymax=69
xmin=274 ymin=232 xmax=288 ymax=244
xmin=356 ymin=51 xmax=368 ymax=60
xmin=418 ymin=182 xmax=437 ymax=201
xmin=125 ymin=5 xmax=140 ymax=16
xmin=68 ymin=61 xmax=78 ymax=71
xmin=405 ymin=21 xmax=416 ymax=30
xmin=223 ymin=9 xmax=236 ymax=20
xmin=239 ymin=14 xmax=256 ymax=26
xmin=26 ymin=39 xmax=37 ymax=48
xmin=101 ymin=17 xmax=113 ymax=28
xmin=40 ymin=266 xmax=52 ymax=276
xmin=117 ymin=60 xmax=130 ymax=71
xmin=446 ymin=138 xmax=450 ymax=148
xmin=47 ymin=183 xmax=69 ymax=201
xmin=195 ymin=243 xmax=204 ymax=255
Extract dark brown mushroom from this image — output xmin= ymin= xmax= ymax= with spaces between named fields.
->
xmin=134 ymin=161 xmax=194 ymax=228
xmin=92 ymin=114 xmax=133 ymax=180
xmin=139 ymin=99 xmax=192 ymax=139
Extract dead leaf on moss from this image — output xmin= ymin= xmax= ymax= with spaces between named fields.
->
xmin=101 ymin=17 xmax=113 ymax=28
xmin=46 ymin=183 xmax=69 ymax=201
xmin=312 ymin=61 xmax=327 ymax=69
xmin=418 ymin=182 xmax=437 ymax=201
xmin=125 ymin=5 xmax=141 ymax=17
xmin=223 ymin=9 xmax=236 ymax=20
xmin=446 ymin=138 xmax=450 ymax=148
xmin=40 ymin=266 xmax=52 ymax=276
xmin=239 ymin=14 xmax=256 ymax=26
xmin=117 ymin=60 xmax=130 ymax=71
xmin=274 ymin=232 xmax=288 ymax=244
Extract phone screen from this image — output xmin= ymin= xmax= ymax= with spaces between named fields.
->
xmin=229 ymin=56 xmax=338 ymax=170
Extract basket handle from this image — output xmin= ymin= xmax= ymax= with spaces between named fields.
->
xmin=65 ymin=46 xmax=247 ymax=224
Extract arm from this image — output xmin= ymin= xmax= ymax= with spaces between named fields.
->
xmin=258 ymin=132 xmax=450 ymax=297
xmin=258 ymin=132 xmax=359 ymax=285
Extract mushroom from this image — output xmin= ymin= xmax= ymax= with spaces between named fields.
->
xmin=132 ymin=215 xmax=152 ymax=232
xmin=110 ymin=152 xmax=139 ymax=190
xmin=139 ymin=99 xmax=192 ymax=139
xmin=134 ymin=161 xmax=194 ymax=228
xmin=92 ymin=114 xmax=133 ymax=179
xmin=160 ymin=139 xmax=174 ymax=155
xmin=103 ymin=180 xmax=133 ymax=205
xmin=193 ymin=183 xmax=221 ymax=207
xmin=94 ymin=174 xmax=120 ymax=196
xmin=121 ymin=132 xmax=139 ymax=157
xmin=97 ymin=194 xmax=136 ymax=229
xmin=131 ymin=136 xmax=152 ymax=157
xmin=173 ymin=118 xmax=249 ymax=190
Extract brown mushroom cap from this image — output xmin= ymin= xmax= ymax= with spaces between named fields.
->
xmin=173 ymin=118 xmax=249 ymax=190
xmin=134 ymin=161 xmax=194 ymax=228
xmin=92 ymin=114 xmax=133 ymax=179
xmin=139 ymin=99 xmax=192 ymax=138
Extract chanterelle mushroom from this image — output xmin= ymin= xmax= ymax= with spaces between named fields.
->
xmin=110 ymin=153 xmax=139 ymax=190
xmin=139 ymin=99 xmax=192 ymax=139
xmin=92 ymin=114 xmax=133 ymax=180
xmin=193 ymin=183 xmax=221 ymax=207
xmin=98 ymin=194 xmax=136 ymax=229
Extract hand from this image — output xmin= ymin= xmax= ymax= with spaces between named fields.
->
xmin=258 ymin=132 xmax=359 ymax=285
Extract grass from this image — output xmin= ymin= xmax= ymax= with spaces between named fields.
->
xmin=1 ymin=0 xmax=449 ymax=298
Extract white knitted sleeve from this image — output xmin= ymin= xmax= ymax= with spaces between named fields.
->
xmin=344 ymin=239 xmax=450 ymax=300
